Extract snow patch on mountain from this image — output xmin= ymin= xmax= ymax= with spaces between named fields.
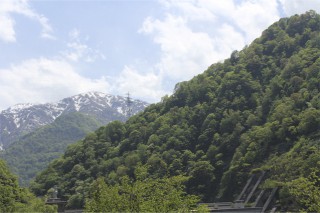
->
xmin=0 ymin=92 xmax=148 ymax=149
xmin=7 ymin=103 xmax=35 ymax=112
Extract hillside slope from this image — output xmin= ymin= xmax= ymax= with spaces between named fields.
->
xmin=1 ymin=113 xmax=101 ymax=186
xmin=31 ymin=11 xmax=320 ymax=211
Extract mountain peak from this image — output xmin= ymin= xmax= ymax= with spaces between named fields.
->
xmin=5 ymin=103 xmax=36 ymax=113
xmin=70 ymin=91 xmax=110 ymax=99
xmin=0 ymin=92 xmax=148 ymax=149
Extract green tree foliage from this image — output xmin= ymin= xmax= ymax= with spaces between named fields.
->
xmin=187 ymin=161 xmax=215 ymax=200
xmin=0 ymin=160 xmax=55 ymax=212
xmin=287 ymin=171 xmax=320 ymax=212
xmin=0 ymin=160 xmax=18 ymax=212
xmin=85 ymin=166 xmax=203 ymax=212
xmin=257 ymin=137 xmax=320 ymax=211
xmin=32 ymin=11 xmax=320 ymax=211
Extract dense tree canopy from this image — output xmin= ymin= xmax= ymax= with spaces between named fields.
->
xmin=0 ymin=159 xmax=55 ymax=212
xmin=85 ymin=165 xmax=204 ymax=212
xmin=31 ymin=11 xmax=320 ymax=211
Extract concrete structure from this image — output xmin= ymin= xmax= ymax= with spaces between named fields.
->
xmin=201 ymin=171 xmax=279 ymax=213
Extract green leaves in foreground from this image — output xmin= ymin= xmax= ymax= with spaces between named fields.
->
xmin=0 ymin=160 xmax=56 ymax=213
xmin=85 ymin=166 xmax=207 ymax=212
xmin=287 ymin=171 xmax=320 ymax=212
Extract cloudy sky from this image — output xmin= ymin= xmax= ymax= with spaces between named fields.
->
xmin=0 ymin=0 xmax=319 ymax=110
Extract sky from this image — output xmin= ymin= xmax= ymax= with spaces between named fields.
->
xmin=0 ymin=0 xmax=320 ymax=110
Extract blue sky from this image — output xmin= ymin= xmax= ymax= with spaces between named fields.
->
xmin=0 ymin=0 xmax=320 ymax=110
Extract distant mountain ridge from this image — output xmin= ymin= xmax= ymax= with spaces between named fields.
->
xmin=1 ymin=112 xmax=102 ymax=186
xmin=0 ymin=92 xmax=148 ymax=149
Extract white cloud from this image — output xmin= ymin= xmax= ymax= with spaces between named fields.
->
xmin=110 ymin=66 xmax=166 ymax=103
xmin=0 ymin=0 xmax=54 ymax=42
xmin=160 ymin=0 xmax=216 ymax=21
xmin=62 ymin=29 xmax=106 ymax=63
xmin=231 ymin=0 xmax=280 ymax=42
xmin=213 ymin=24 xmax=246 ymax=54
xmin=0 ymin=13 xmax=16 ymax=42
xmin=141 ymin=15 xmax=218 ymax=81
xmin=0 ymin=58 xmax=110 ymax=109
xmin=140 ymin=0 xmax=280 ymax=86
xmin=37 ymin=15 xmax=55 ymax=40
xmin=280 ymin=0 xmax=320 ymax=16
xmin=69 ymin=28 xmax=80 ymax=40
xmin=140 ymin=0 xmax=319 ymax=102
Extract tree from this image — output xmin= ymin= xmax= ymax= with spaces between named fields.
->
xmin=0 ymin=160 xmax=55 ymax=212
xmin=287 ymin=171 xmax=320 ymax=212
xmin=298 ymin=109 xmax=320 ymax=134
xmin=0 ymin=159 xmax=18 ymax=212
xmin=188 ymin=161 xmax=215 ymax=200
xmin=85 ymin=166 xmax=205 ymax=212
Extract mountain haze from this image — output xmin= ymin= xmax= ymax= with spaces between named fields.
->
xmin=32 ymin=11 xmax=320 ymax=211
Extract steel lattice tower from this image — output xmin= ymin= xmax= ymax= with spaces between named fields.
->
xmin=126 ymin=92 xmax=133 ymax=118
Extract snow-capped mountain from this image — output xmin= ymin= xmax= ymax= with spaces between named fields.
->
xmin=0 ymin=92 xmax=148 ymax=149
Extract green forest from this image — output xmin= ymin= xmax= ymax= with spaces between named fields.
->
xmin=1 ymin=112 xmax=101 ymax=186
xmin=0 ymin=159 xmax=56 ymax=212
xmin=1 ymin=11 xmax=320 ymax=212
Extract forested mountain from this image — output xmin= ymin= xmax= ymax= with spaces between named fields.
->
xmin=31 ymin=11 xmax=320 ymax=211
xmin=1 ymin=113 xmax=101 ymax=186
xmin=0 ymin=91 xmax=148 ymax=149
